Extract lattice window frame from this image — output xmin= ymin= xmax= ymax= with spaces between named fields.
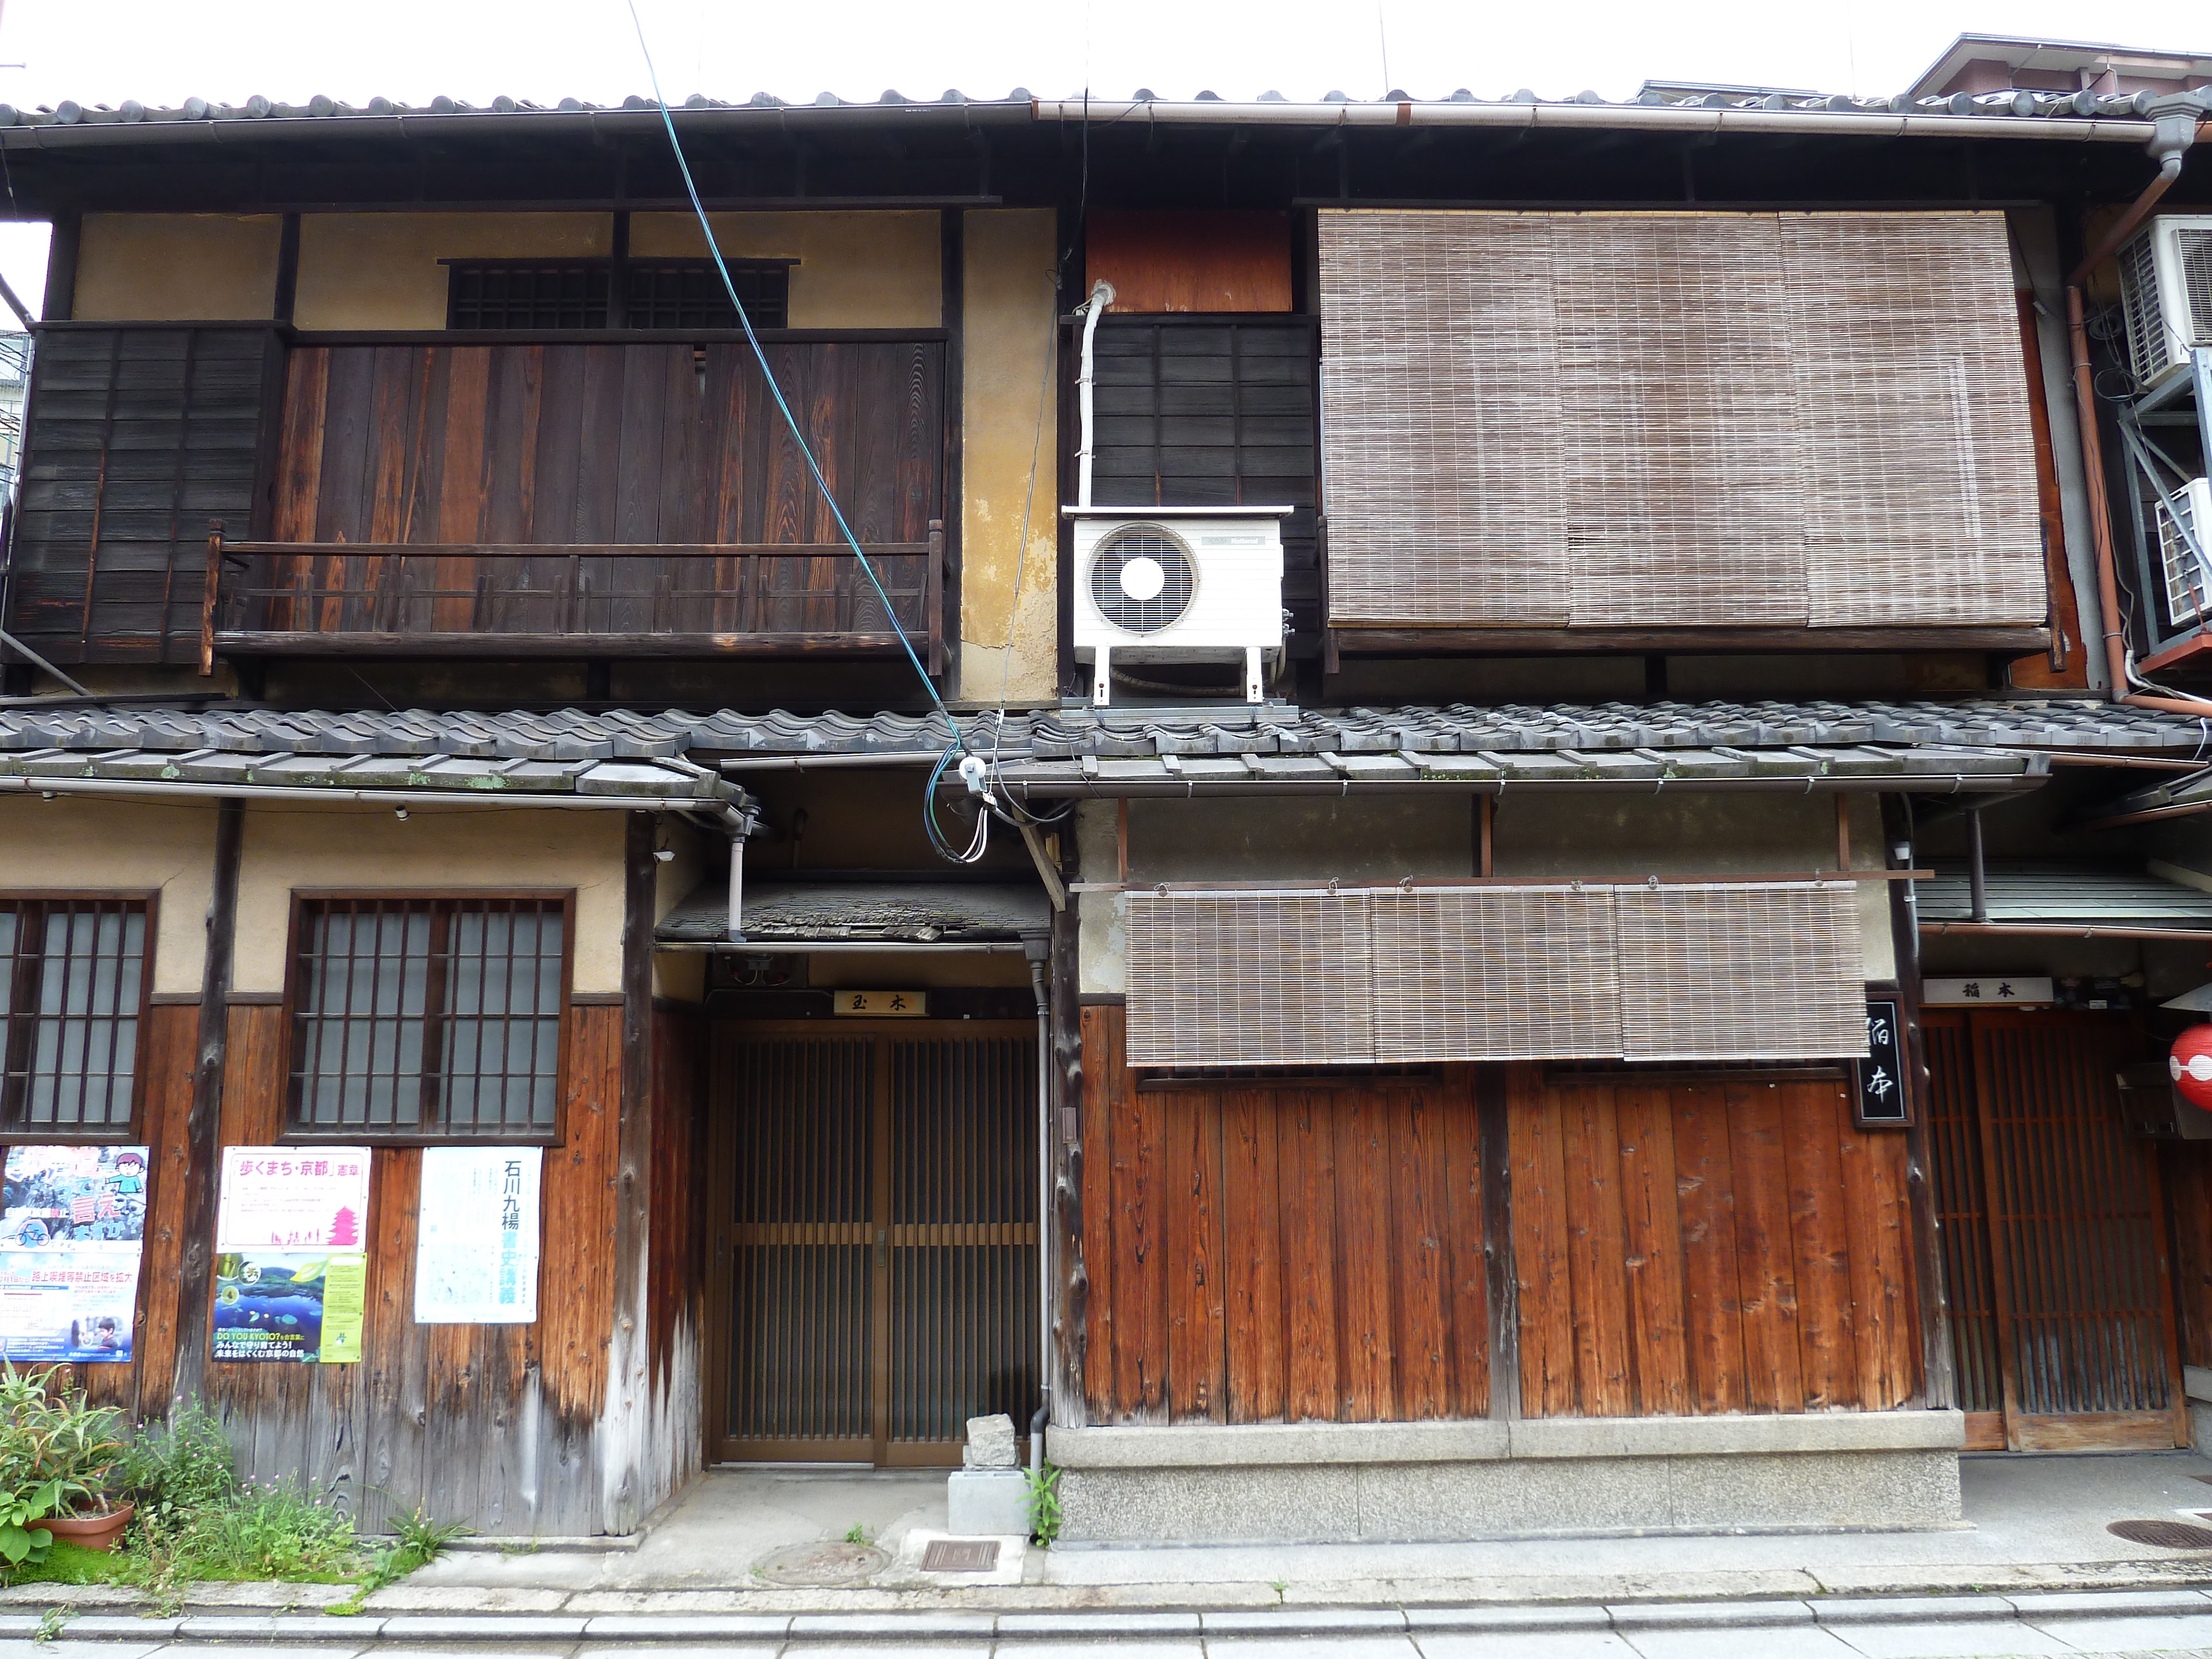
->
xmin=281 ymin=891 xmax=573 ymax=1146
xmin=0 ymin=894 xmax=154 ymax=1143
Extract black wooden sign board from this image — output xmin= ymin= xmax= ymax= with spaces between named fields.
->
xmin=1855 ymin=999 xmax=1911 ymax=1128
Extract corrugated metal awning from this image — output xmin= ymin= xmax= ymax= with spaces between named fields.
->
xmin=657 ymin=879 xmax=1051 ymax=948
xmin=1919 ymin=862 xmax=2212 ymax=928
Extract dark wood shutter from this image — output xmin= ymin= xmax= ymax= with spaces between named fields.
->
xmin=9 ymin=326 xmax=283 ymax=663
xmin=1316 ymin=210 xmax=2042 ymax=630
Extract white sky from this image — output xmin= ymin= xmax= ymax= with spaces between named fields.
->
xmin=0 ymin=0 xmax=2206 ymax=316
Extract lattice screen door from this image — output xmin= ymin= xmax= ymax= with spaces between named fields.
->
xmin=1924 ymin=1009 xmax=2186 ymax=1452
xmin=708 ymin=1021 xmax=1039 ymax=1464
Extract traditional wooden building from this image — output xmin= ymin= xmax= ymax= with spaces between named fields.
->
xmin=2 ymin=59 xmax=2211 ymax=1542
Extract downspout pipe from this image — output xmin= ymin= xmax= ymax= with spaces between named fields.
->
xmin=1026 ymin=942 xmax=1052 ymax=1478
xmin=1074 ymin=281 xmax=1114 ymax=510
xmin=2068 ymin=106 xmax=2212 ymax=719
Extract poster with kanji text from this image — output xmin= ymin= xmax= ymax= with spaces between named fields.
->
xmin=214 ymin=1149 xmax=370 ymax=1252
xmin=413 ymin=1148 xmax=541 ymax=1324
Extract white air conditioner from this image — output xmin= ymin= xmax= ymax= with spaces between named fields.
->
xmin=2117 ymin=215 xmax=2212 ymax=390
xmin=2156 ymin=476 xmax=2212 ymax=628
xmin=1066 ymin=507 xmax=1291 ymax=706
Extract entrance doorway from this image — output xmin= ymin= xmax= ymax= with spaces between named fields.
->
xmin=1924 ymin=1009 xmax=2187 ymax=1452
xmin=706 ymin=1021 xmax=1039 ymax=1465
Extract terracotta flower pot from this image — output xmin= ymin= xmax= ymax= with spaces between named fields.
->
xmin=29 ymin=1502 xmax=134 ymax=1553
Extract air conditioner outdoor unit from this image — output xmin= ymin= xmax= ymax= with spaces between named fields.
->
xmin=1066 ymin=507 xmax=1291 ymax=706
xmin=2154 ymin=476 xmax=2212 ymax=628
xmin=2116 ymin=214 xmax=2212 ymax=390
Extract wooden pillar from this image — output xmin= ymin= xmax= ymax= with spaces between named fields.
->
xmin=1885 ymin=794 xmax=1957 ymax=1410
xmin=169 ymin=797 xmax=243 ymax=1411
xmin=604 ymin=809 xmax=658 ymax=1532
xmin=1050 ymin=875 xmax=1088 ymax=1428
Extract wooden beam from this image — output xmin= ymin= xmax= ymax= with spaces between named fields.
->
xmin=1884 ymin=795 xmax=1955 ymax=1413
xmin=169 ymin=796 xmax=243 ymax=1412
xmin=1477 ymin=1063 xmax=1519 ymax=1423
xmin=606 ymin=810 xmax=658 ymax=1532
xmin=212 ymin=631 xmax=930 ymax=659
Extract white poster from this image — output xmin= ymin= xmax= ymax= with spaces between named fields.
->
xmin=413 ymin=1147 xmax=541 ymax=1324
xmin=215 ymin=1147 xmax=371 ymax=1252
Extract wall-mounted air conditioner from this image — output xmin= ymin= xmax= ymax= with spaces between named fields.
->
xmin=2155 ymin=476 xmax=2212 ymax=628
xmin=1066 ymin=507 xmax=1291 ymax=706
xmin=2117 ymin=215 xmax=2212 ymax=390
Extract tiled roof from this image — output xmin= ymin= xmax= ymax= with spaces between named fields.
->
xmin=657 ymin=879 xmax=1051 ymax=945
xmin=1920 ymin=862 xmax=2212 ymax=926
xmin=0 ymin=697 xmax=2202 ymax=767
xmin=2 ymin=82 xmax=2198 ymax=135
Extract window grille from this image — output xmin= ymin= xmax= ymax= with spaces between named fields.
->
xmin=444 ymin=260 xmax=791 ymax=331
xmin=1 ymin=899 xmax=148 ymax=1137
xmin=446 ymin=263 xmax=612 ymax=330
xmin=288 ymin=898 xmax=567 ymax=1141
xmin=625 ymin=260 xmax=790 ymax=329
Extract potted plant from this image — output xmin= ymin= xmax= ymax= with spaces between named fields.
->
xmin=0 ymin=1364 xmax=132 ymax=1554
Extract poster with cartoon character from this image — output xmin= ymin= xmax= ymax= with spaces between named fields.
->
xmin=210 ymin=1253 xmax=365 ymax=1363
xmin=0 ymin=1147 xmax=149 ymax=1363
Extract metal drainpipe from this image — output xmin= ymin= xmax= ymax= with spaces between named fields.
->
xmin=2068 ymin=112 xmax=2212 ymax=718
xmin=1027 ymin=947 xmax=1052 ymax=1477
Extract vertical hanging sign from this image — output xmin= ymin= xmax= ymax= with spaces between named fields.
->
xmin=0 ymin=1146 xmax=150 ymax=1363
xmin=211 ymin=1147 xmax=371 ymax=1363
xmin=1854 ymin=999 xmax=1912 ymax=1128
xmin=414 ymin=1149 xmax=542 ymax=1324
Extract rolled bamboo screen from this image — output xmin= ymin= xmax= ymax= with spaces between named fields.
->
xmin=1317 ymin=208 xmax=2042 ymax=630
xmin=1122 ymin=881 xmax=1870 ymax=1067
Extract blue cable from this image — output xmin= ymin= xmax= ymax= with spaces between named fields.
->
xmin=623 ymin=0 xmax=961 ymax=757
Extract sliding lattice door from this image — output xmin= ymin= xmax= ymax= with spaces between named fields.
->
xmin=1924 ymin=1010 xmax=2185 ymax=1451
xmin=710 ymin=1022 xmax=1039 ymax=1464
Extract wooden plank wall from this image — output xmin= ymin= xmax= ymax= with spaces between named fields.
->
xmin=1511 ymin=1070 xmax=1919 ymax=1417
xmin=1079 ymin=1006 xmax=1490 ymax=1424
xmin=2163 ymin=1144 xmax=2212 ymax=1373
xmin=276 ymin=341 xmax=945 ymax=550
xmin=172 ymin=1000 xmax=628 ymax=1535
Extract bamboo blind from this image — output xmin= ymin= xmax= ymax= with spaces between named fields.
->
xmin=1123 ymin=882 xmax=1866 ymax=1067
xmin=1317 ymin=209 xmax=2042 ymax=630
xmin=1318 ymin=212 xmax=1568 ymax=624
xmin=1615 ymin=881 xmax=1866 ymax=1061
xmin=1124 ymin=890 xmax=1376 ymax=1067
xmin=1369 ymin=886 xmax=1618 ymax=1060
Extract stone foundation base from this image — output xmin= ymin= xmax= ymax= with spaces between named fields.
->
xmin=1051 ymin=1412 xmax=1965 ymax=1543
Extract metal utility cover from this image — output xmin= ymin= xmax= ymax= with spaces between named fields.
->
xmin=921 ymin=1538 xmax=1001 ymax=1572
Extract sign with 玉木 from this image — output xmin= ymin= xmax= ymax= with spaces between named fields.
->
xmin=413 ymin=1147 xmax=542 ymax=1324
xmin=833 ymin=990 xmax=927 ymax=1018
xmin=1854 ymin=999 xmax=1911 ymax=1128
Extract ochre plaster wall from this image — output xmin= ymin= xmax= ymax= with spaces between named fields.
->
xmin=72 ymin=215 xmax=281 ymax=321
xmin=629 ymin=211 xmax=940 ymax=328
xmin=231 ymin=805 xmax=627 ymax=994
xmin=959 ymin=209 xmax=1058 ymax=701
xmin=292 ymin=213 xmax=613 ymax=330
xmin=0 ymin=797 xmax=220 ymax=994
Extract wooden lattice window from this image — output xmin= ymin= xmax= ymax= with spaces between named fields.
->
xmin=1 ymin=898 xmax=150 ymax=1140
xmin=443 ymin=259 xmax=791 ymax=330
xmin=285 ymin=896 xmax=570 ymax=1143
xmin=624 ymin=260 xmax=791 ymax=329
xmin=446 ymin=262 xmax=612 ymax=329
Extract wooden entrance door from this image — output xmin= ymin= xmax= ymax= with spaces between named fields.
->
xmin=707 ymin=1021 xmax=1039 ymax=1465
xmin=1924 ymin=1009 xmax=2185 ymax=1451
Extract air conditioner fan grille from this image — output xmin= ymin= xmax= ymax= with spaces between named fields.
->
xmin=1091 ymin=525 xmax=1197 ymax=634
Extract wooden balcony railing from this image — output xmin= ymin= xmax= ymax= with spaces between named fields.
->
xmin=201 ymin=523 xmax=945 ymax=670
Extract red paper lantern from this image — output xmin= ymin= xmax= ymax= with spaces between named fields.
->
xmin=2171 ymin=1026 xmax=2212 ymax=1110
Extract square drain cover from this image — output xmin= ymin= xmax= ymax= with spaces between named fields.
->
xmin=922 ymin=1538 xmax=1001 ymax=1572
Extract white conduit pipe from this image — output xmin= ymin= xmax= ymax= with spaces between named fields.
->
xmin=1029 ymin=98 xmax=2163 ymax=145
xmin=1075 ymin=280 xmax=1114 ymax=510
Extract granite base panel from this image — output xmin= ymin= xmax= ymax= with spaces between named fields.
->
xmin=1057 ymin=1448 xmax=1963 ymax=1542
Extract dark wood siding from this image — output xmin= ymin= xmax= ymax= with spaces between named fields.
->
xmin=1087 ymin=318 xmax=1319 ymax=656
xmin=8 ymin=326 xmax=284 ymax=664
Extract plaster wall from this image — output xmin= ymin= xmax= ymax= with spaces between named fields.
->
xmin=958 ymin=209 xmax=1058 ymax=702
xmin=73 ymin=214 xmax=282 ymax=321
xmin=229 ymin=805 xmax=627 ymax=995
xmin=0 ymin=796 xmax=220 ymax=995
xmin=630 ymin=210 xmax=940 ymax=328
xmin=292 ymin=213 xmax=612 ymax=330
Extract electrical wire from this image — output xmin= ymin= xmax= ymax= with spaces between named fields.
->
xmin=622 ymin=0 xmax=991 ymax=862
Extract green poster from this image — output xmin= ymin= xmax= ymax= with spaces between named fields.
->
xmin=319 ymin=1254 xmax=366 ymax=1364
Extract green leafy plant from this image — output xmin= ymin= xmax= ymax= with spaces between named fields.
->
xmin=115 ymin=1405 xmax=237 ymax=1524
xmin=841 ymin=1522 xmax=870 ymax=1545
xmin=1023 ymin=1462 xmax=1063 ymax=1548
xmin=0 ymin=1480 xmax=61 ymax=1571
xmin=33 ymin=1605 xmax=72 ymax=1644
xmin=327 ymin=1506 xmax=468 ymax=1615
xmin=0 ymin=1364 xmax=126 ymax=1520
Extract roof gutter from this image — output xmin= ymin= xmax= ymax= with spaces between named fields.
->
xmin=1028 ymin=97 xmax=2162 ymax=144
xmin=1000 ymin=771 xmax=2042 ymax=800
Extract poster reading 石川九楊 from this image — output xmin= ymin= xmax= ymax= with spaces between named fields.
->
xmin=0 ymin=1145 xmax=150 ymax=1363
xmin=414 ymin=1147 xmax=541 ymax=1324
